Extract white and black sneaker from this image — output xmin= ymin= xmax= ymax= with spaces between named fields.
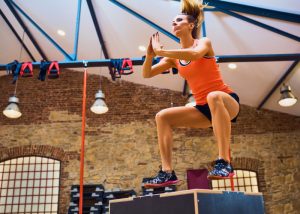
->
xmin=143 ymin=170 xmax=179 ymax=188
xmin=207 ymin=159 xmax=234 ymax=180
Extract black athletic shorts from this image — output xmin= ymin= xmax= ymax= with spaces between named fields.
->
xmin=194 ymin=92 xmax=240 ymax=122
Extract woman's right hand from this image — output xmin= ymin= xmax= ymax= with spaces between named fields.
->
xmin=147 ymin=37 xmax=156 ymax=57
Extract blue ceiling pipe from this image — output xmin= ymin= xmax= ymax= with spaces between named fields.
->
xmin=0 ymin=9 xmax=35 ymax=61
xmin=204 ymin=0 xmax=300 ymax=23
xmin=8 ymin=0 xmax=73 ymax=61
xmin=4 ymin=0 xmax=47 ymax=60
xmin=109 ymin=0 xmax=180 ymax=43
xmin=216 ymin=53 xmax=300 ymax=63
xmin=216 ymin=7 xmax=300 ymax=42
xmin=176 ymin=0 xmax=300 ymax=23
xmin=72 ymin=0 xmax=82 ymax=61
xmin=258 ymin=60 xmax=299 ymax=109
xmin=1 ymin=53 xmax=300 ymax=71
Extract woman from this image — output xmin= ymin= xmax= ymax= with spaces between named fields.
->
xmin=142 ymin=0 xmax=240 ymax=188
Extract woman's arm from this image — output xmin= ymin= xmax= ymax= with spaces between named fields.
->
xmin=142 ymin=36 xmax=175 ymax=78
xmin=143 ymin=57 xmax=175 ymax=78
xmin=152 ymin=33 xmax=211 ymax=61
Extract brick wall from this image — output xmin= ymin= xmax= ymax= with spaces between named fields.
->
xmin=0 ymin=70 xmax=299 ymax=213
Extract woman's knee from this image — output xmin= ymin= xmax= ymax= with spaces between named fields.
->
xmin=155 ymin=109 xmax=171 ymax=124
xmin=155 ymin=109 xmax=166 ymax=122
xmin=207 ymin=92 xmax=224 ymax=106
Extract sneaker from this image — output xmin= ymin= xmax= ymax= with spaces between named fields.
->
xmin=207 ymin=159 xmax=234 ymax=180
xmin=143 ymin=170 xmax=179 ymax=188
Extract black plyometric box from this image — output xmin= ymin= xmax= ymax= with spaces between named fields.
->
xmin=110 ymin=189 xmax=265 ymax=214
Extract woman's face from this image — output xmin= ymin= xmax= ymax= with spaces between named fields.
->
xmin=172 ymin=15 xmax=194 ymax=37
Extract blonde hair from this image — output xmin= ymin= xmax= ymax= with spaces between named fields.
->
xmin=181 ymin=0 xmax=207 ymax=39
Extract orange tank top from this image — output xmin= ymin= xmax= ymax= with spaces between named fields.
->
xmin=176 ymin=57 xmax=233 ymax=105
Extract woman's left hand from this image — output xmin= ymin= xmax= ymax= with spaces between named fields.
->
xmin=151 ymin=32 xmax=163 ymax=55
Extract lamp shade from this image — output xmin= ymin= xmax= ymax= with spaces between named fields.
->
xmin=90 ymin=90 xmax=108 ymax=114
xmin=278 ymin=85 xmax=297 ymax=107
xmin=185 ymin=94 xmax=196 ymax=107
xmin=3 ymin=96 xmax=22 ymax=119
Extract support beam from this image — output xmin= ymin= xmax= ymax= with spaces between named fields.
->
xmin=216 ymin=7 xmax=300 ymax=42
xmin=73 ymin=0 xmax=82 ymax=61
xmin=257 ymin=60 xmax=299 ymax=109
xmin=4 ymin=0 xmax=47 ymax=60
xmin=172 ymin=0 xmax=300 ymax=23
xmin=1 ymin=53 xmax=299 ymax=71
xmin=203 ymin=0 xmax=300 ymax=23
xmin=216 ymin=53 xmax=300 ymax=63
xmin=8 ymin=0 xmax=73 ymax=61
xmin=201 ymin=20 xmax=207 ymax=37
xmin=86 ymin=0 xmax=114 ymax=75
xmin=0 ymin=9 xmax=35 ymax=61
xmin=109 ymin=0 xmax=180 ymax=43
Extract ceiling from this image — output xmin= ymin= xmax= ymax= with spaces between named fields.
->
xmin=0 ymin=0 xmax=299 ymax=116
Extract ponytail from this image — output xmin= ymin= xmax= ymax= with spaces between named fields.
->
xmin=181 ymin=0 xmax=207 ymax=39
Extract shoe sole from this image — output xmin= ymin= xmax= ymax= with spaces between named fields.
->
xmin=143 ymin=180 xmax=180 ymax=189
xmin=207 ymin=173 xmax=235 ymax=180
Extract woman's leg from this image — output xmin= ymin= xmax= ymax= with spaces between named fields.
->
xmin=155 ymin=106 xmax=211 ymax=172
xmin=206 ymin=91 xmax=240 ymax=162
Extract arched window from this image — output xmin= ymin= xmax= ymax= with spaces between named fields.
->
xmin=0 ymin=156 xmax=60 ymax=214
xmin=211 ymin=169 xmax=259 ymax=192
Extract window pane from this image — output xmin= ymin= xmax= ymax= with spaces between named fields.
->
xmin=33 ymin=196 xmax=39 ymax=203
xmin=252 ymin=186 xmax=259 ymax=193
xmin=48 ymin=164 xmax=54 ymax=171
xmin=246 ymin=186 xmax=252 ymax=192
xmin=236 ymin=170 xmax=243 ymax=177
xmin=10 ymin=165 xmax=16 ymax=171
xmin=3 ymin=173 xmax=8 ymax=180
xmin=8 ymin=189 xmax=13 ymax=196
xmin=5 ymin=205 xmax=11 ymax=212
xmin=7 ymin=197 xmax=12 ymax=203
xmin=243 ymin=171 xmax=250 ymax=177
xmin=52 ymin=204 xmax=58 ymax=211
xmin=250 ymin=171 xmax=256 ymax=177
xmin=238 ymin=178 xmax=244 ymax=186
xmin=251 ymin=177 xmax=257 ymax=185
xmin=32 ymin=205 xmax=38 ymax=212
xmin=16 ymin=165 xmax=22 ymax=171
xmin=13 ymin=196 xmax=19 ymax=204
xmin=239 ymin=186 xmax=245 ymax=192
xmin=13 ymin=189 xmax=20 ymax=195
xmin=244 ymin=178 xmax=251 ymax=185
xmin=15 ymin=172 xmax=22 ymax=179
xmin=40 ymin=196 xmax=45 ymax=203
xmin=52 ymin=195 xmax=59 ymax=203
xmin=54 ymin=164 xmax=60 ymax=171
xmin=212 ymin=180 xmax=218 ymax=188
xmin=20 ymin=196 xmax=26 ymax=203
xmin=19 ymin=205 xmax=25 ymax=212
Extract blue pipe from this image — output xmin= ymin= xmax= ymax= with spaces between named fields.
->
xmin=216 ymin=7 xmax=300 ymax=42
xmin=172 ymin=0 xmax=300 ymax=23
xmin=1 ymin=53 xmax=299 ymax=70
xmin=202 ymin=20 xmax=207 ymax=38
xmin=204 ymin=0 xmax=300 ymax=23
xmin=9 ymin=0 xmax=73 ymax=61
xmin=216 ymin=53 xmax=300 ymax=62
xmin=109 ymin=0 xmax=180 ymax=43
xmin=73 ymin=0 xmax=82 ymax=61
